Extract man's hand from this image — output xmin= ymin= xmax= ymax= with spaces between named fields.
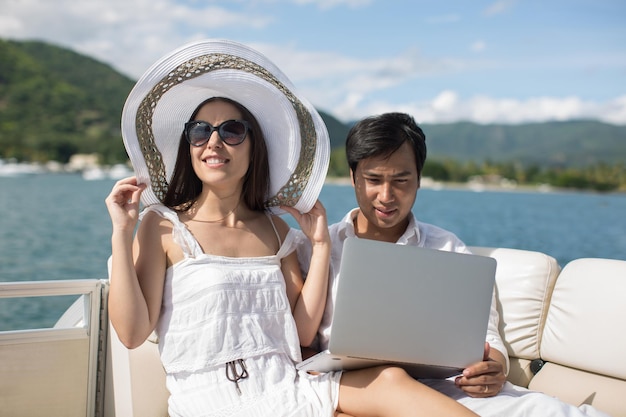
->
xmin=454 ymin=342 xmax=507 ymax=398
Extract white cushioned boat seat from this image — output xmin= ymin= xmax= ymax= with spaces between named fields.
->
xmin=104 ymin=252 xmax=625 ymax=416
xmin=469 ymin=246 xmax=560 ymax=387
xmin=532 ymin=258 xmax=626 ymax=416
xmin=107 ymin=325 xmax=168 ymax=417
xmin=105 ymin=256 xmax=169 ymax=417
xmin=529 ymin=362 xmax=626 ymax=417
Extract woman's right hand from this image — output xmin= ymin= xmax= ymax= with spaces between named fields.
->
xmin=105 ymin=176 xmax=146 ymax=233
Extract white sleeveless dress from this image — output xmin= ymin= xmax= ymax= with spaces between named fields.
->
xmin=144 ymin=205 xmax=341 ymax=417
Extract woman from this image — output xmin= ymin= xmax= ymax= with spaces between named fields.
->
xmin=106 ymin=39 xmax=478 ymax=417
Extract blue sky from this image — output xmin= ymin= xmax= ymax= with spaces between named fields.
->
xmin=2 ymin=0 xmax=625 ymax=124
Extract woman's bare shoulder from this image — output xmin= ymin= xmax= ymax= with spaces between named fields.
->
xmin=136 ymin=209 xmax=175 ymax=242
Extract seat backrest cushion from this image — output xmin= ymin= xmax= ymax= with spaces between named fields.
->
xmin=534 ymin=257 xmax=626 ymax=416
xmin=469 ymin=247 xmax=560 ymax=359
xmin=541 ymin=258 xmax=626 ymax=379
xmin=469 ymin=246 xmax=560 ymax=386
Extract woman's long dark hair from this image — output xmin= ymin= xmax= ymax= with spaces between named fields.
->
xmin=162 ymin=97 xmax=270 ymax=212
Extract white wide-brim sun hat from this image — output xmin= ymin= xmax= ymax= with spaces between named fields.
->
xmin=121 ymin=39 xmax=330 ymax=213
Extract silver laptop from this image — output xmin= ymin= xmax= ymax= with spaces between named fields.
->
xmin=296 ymin=237 xmax=497 ymax=379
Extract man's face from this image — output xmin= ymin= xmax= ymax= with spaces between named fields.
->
xmin=351 ymin=141 xmax=420 ymax=242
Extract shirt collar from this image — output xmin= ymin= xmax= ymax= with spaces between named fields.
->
xmin=338 ymin=208 xmax=421 ymax=245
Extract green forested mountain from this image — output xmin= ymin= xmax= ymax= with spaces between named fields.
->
xmin=1 ymin=38 xmax=625 ymax=171
xmin=0 ymin=39 xmax=135 ymax=163
xmin=422 ymin=120 xmax=626 ymax=167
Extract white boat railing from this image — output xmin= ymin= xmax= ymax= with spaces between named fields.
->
xmin=0 ymin=279 xmax=108 ymax=417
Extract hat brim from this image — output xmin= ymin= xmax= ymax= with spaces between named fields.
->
xmin=121 ymin=39 xmax=329 ymax=213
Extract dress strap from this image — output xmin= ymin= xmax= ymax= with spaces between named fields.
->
xmin=265 ymin=212 xmax=282 ymax=247
xmin=265 ymin=213 xmax=299 ymax=259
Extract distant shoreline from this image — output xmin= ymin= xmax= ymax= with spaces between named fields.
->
xmin=324 ymin=176 xmax=625 ymax=195
xmin=1 ymin=160 xmax=622 ymax=195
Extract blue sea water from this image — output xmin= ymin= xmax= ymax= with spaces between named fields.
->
xmin=1 ymin=174 xmax=625 ymax=330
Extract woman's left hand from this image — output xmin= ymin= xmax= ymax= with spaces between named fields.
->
xmin=281 ymin=200 xmax=330 ymax=245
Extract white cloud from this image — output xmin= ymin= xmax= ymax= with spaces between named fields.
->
xmin=471 ymin=41 xmax=486 ymax=53
xmin=275 ymin=46 xmax=626 ymax=125
xmin=2 ymin=0 xmax=623 ymax=126
xmin=425 ymin=94 xmax=624 ymax=125
xmin=291 ymin=0 xmax=372 ymax=9
xmin=463 ymin=95 xmax=618 ymax=124
xmin=483 ymin=0 xmax=516 ymax=17
xmin=431 ymin=90 xmax=459 ymax=113
xmin=327 ymin=92 xmax=626 ymax=125
xmin=603 ymin=96 xmax=626 ymax=125
xmin=258 ymin=44 xmax=465 ymax=119
xmin=0 ymin=14 xmax=22 ymax=33
xmin=426 ymin=14 xmax=461 ymax=24
xmin=0 ymin=0 xmax=272 ymax=78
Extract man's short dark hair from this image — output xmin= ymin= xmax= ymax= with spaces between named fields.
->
xmin=345 ymin=112 xmax=427 ymax=176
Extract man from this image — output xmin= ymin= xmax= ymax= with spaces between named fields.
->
xmin=297 ymin=112 xmax=609 ymax=416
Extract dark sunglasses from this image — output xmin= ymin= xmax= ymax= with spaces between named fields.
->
xmin=184 ymin=119 xmax=250 ymax=147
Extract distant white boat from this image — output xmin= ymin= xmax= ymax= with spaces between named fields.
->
xmin=82 ymin=164 xmax=133 ymax=181
xmin=0 ymin=159 xmax=44 ymax=176
xmin=82 ymin=167 xmax=108 ymax=181
xmin=108 ymin=164 xmax=134 ymax=180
